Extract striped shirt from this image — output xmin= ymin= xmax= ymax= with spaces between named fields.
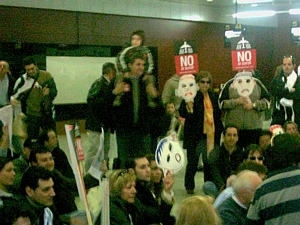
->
xmin=246 ymin=166 xmax=300 ymax=225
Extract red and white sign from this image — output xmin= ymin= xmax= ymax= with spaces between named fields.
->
xmin=174 ymin=40 xmax=199 ymax=75
xmin=175 ymin=54 xmax=199 ymax=75
xmin=231 ymin=36 xmax=256 ymax=71
xmin=232 ymin=49 xmax=256 ymax=71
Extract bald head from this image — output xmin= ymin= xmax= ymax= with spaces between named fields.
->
xmin=233 ymin=170 xmax=262 ymax=208
xmin=0 ymin=61 xmax=9 ymax=79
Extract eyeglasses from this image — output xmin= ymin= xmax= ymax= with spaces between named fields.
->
xmin=200 ymin=80 xmax=211 ymax=84
xmin=249 ymin=156 xmax=264 ymax=161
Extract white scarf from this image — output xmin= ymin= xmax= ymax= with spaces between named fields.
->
xmin=277 ymin=70 xmax=298 ymax=121
xmin=44 ymin=207 xmax=53 ymax=225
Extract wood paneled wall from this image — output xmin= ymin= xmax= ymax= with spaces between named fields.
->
xmin=1 ymin=6 xmax=299 ymax=92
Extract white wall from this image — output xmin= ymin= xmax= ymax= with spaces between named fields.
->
xmin=46 ymin=56 xmax=115 ymax=104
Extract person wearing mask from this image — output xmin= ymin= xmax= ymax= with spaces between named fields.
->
xmin=179 ymin=71 xmax=223 ymax=194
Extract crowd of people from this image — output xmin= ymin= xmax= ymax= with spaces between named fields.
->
xmin=1 ymin=28 xmax=300 ymax=225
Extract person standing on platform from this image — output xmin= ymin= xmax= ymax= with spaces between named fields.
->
xmin=12 ymin=56 xmax=57 ymax=139
xmin=85 ymin=62 xmax=117 ymax=171
xmin=270 ymin=55 xmax=300 ymax=126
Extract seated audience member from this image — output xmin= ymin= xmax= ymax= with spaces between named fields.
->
xmin=0 ymin=156 xmax=17 ymax=208
xmin=217 ymin=170 xmax=262 ymax=225
xmin=29 ymin=145 xmax=105 ymax=215
xmin=203 ymin=126 xmax=244 ymax=198
xmin=213 ymin=161 xmax=267 ymax=208
xmin=237 ymin=161 xmax=267 ymax=180
xmin=246 ymin=134 xmax=300 ymax=224
xmin=20 ymin=166 xmax=63 ymax=225
xmin=126 ymin=155 xmax=175 ymax=225
xmin=258 ymin=130 xmax=272 ymax=151
xmin=176 ymin=195 xmax=221 ymax=225
xmin=243 ymin=144 xmax=264 ymax=165
xmin=102 ymin=169 xmax=146 ymax=225
xmin=147 ymin=154 xmax=176 ymax=208
xmin=1 ymin=203 xmax=37 ymax=225
xmin=283 ymin=121 xmax=300 ymax=137
xmin=12 ymin=138 xmax=38 ymax=192
xmin=38 ymin=128 xmax=75 ymax=179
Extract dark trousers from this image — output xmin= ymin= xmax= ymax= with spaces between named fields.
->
xmin=185 ymin=139 xmax=210 ymax=190
xmin=116 ymin=131 xmax=151 ymax=169
xmin=25 ymin=115 xmax=56 ymax=139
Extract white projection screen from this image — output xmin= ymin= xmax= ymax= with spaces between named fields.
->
xmin=46 ymin=56 xmax=116 ymax=104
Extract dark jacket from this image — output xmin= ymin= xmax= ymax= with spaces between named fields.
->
xmin=7 ymin=74 xmax=15 ymax=103
xmin=135 ymin=180 xmax=175 ymax=225
xmin=109 ymin=197 xmax=146 ymax=225
xmin=51 ymin=146 xmax=75 ymax=179
xmin=0 ymin=74 xmax=15 ymax=107
xmin=208 ymin=143 xmax=244 ymax=190
xmin=179 ymin=90 xmax=223 ymax=150
xmin=50 ymin=169 xmax=99 ymax=215
xmin=85 ymin=76 xmax=115 ymax=132
xmin=270 ymin=70 xmax=300 ymax=126
xmin=113 ymin=75 xmax=161 ymax=136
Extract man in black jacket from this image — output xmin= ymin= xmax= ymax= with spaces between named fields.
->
xmin=85 ymin=62 xmax=116 ymax=171
xmin=20 ymin=166 xmax=63 ymax=225
xmin=27 ymin=145 xmax=103 ymax=216
xmin=126 ymin=155 xmax=176 ymax=225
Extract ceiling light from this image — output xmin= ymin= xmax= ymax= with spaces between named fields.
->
xmin=189 ymin=15 xmax=201 ymax=21
xmin=233 ymin=10 xmax=276 ymax=18
xmin=236 ymin=0 xmax=273 ymax=3
xmin=251 ymin=4 xmax=258 ymax=7
xmin=289 ymin=9 xmax=300 ymax=15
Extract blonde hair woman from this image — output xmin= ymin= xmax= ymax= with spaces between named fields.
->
xmin=176 ymin=196 xmax=221 ymax=225
xmin=104 ymin=169 xmax=147 ymax=225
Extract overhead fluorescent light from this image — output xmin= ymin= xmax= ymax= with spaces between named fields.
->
xmin=289 ymin=9 xmax=300 ymax=15
xmin=189 ymin=15 xmax=201 ymax=21
xmin=233 ymin=10 xmax=276 ymax=18
xmin=236 ymin=0 xmax=273 ymax=3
